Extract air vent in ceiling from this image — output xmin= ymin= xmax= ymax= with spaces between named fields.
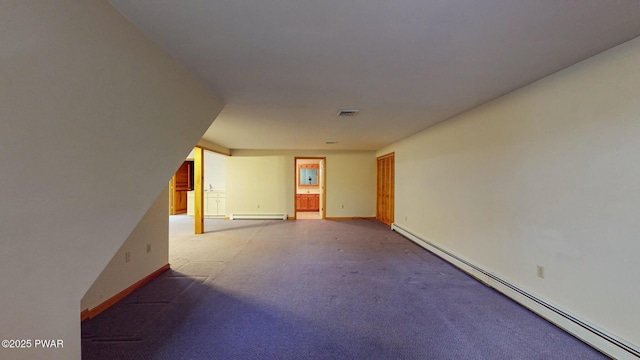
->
xmin=337 ymin=109 xmax=360 ymax=117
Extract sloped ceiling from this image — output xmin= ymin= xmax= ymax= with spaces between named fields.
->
xmin=109 ymin=0 xmax=640 ymax=150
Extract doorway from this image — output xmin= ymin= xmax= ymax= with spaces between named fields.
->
xmin=169 ymin=161 xmax=194 ymax=215
xmin=169 ymin=147 xmax=228 ymax=234
xmin=376 ymin=152 xmax=394 ymax=226
xmin=294 ymin=157 xmax=325 ymax=219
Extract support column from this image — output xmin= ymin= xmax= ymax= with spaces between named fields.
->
xmin=194 ymin=147 xmax=204 ymax=234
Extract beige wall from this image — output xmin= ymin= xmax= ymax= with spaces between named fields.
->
xmin=81 ymin=186 xmax=170 ymax=312
xmin=227 ymin=150 xmax=376 ymax=218
xmin=0 ymin=1 xmax=223 ymax=359
xmin=379 ymin=37 xmax=640 ymax=352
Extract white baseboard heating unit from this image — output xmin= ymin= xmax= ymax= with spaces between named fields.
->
xmin=391 ymin=223 xmax=640 ymax=360
xmin=230 ymin=214 xmax=287 ymax=220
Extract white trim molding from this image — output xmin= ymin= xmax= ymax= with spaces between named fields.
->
xmin=230 ymin=214 xmax=288 ymax=220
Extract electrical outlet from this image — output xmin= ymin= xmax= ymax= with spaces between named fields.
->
xmin=404 ymin=216 xmax=408 ymax=221
xmin=536 ymin=265 xmax=544 ymax=279
xmin=146 ymin=244 xmax=151 ymax=253
xmin=257 ymin=204 xmax=260 ymax=209
xmin=341 ymin=204 xmax=344 ymax=209
xmin=125 ymin=252 xmax=131 ymax=263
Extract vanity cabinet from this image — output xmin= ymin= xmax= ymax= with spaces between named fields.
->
xmin=207 ymin=193 xmax=226 ymax=217
xmin=187 ymin=191 xmax=226 ymax=218
xmin=296 ymin=194 xmax=319 ymax=211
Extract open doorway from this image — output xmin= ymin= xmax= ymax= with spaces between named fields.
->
xmin=169 ymin=161 xmax=194 ymax=215
xmin=184 ymin=149 xmax=227 ymax=219
xmin=294 ymin=157 xmax=325 ymax=219
xmin=169 ymin=148 xmax=228 ymax=233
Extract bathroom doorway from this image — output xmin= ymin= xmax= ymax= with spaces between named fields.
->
xmin=294 ymin=157 xmax=325 ymax=219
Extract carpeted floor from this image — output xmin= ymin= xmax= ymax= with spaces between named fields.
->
xmin=81 ymin=216 xmax=607 ymax=359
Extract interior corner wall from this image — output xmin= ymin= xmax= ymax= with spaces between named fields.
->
xmin=81 ymin=186 xmax=170 ymax=312
xmin=227 ymin=150 xmax=376 ymax=218
xmin=378 ymin=36 xmax=640 ymax=350
xmin=0 ymin=1 xmax=223 ymax=359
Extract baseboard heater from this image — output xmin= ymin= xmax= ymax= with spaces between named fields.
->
xmin=230 ymin=214 xmax=287 ymax=220
xmin=392 ymin=223 xmax=640 ymax=360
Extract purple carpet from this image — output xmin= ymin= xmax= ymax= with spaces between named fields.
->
xmin=82 ymin=218 xmax=607 ymax=359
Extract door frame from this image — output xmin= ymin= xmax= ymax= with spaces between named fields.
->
xmin=294 ymin=157 xmax=326 ymax=219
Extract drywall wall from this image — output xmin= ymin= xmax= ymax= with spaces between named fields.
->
xmin=0 ymin=1 xmax=223 ymax=359
xmin=378 ymin=37 xmax=640 ymax=351
xmin=204 ymin=151 xmax=227 ymax=191
xmin=81 ymin=186 xmax=170 ymax=312
xmin=186 ymin=148 xmax=227 ymax=190
xmin=227 ymin=155 xmax=292 ymax=215
xmin=325 ymin=152 xmax=376 ymax=218
xmin=227 ymin=150 xmax=376 ymax=218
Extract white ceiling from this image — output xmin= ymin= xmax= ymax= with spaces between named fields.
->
xmin=108 ymin=1 xmax=640 ymax=151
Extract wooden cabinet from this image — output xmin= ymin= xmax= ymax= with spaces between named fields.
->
xmin=296 ymin=194 xmax=319 ymax=211
xmin=174 ymin=161 xmax=193 ymax=191
xmin=188 ymin=191 xmax=225 ymax=218
xmin=207 ymin=193 xmax=225 ymax=217
xmin=169 ymin=161 xmax=194 ymax=215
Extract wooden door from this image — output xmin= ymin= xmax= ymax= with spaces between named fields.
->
xmin=300 ymin=195 xmax=310 ymax=210
xmin=376 ymin=153 xmax=394 ymax=226
xmin=169 ymin=161 xmax=193 ymax=215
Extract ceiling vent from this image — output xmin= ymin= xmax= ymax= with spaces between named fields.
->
xmin=337 ymin=109 xmax=360 ymax=117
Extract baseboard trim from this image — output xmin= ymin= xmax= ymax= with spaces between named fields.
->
xmin=81 ymin=264 xmax=170 ymax=321
xmin=325 ymin=217 xmax=377 ymax=221
xmin=80 ymin=309 xmax=90 ymax=322
xmin=392 ymin=223 xmax=640 ymax=360
xmin=230 ymin=214 xmax=288 ymax=220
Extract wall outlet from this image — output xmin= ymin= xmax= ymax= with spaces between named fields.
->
xmin=125 ymin=252 xmax=131 ymax=263
xmin=536 ymin=265 xmax=544 ymax=279
xmin=146 ymin=244 xmax=151 ymax=253
xmin=341 ymin=204 xmax=344 ymax=209
xmin=257 ymin=204 xmax=260 ymax=209
xmin=404 ymin=216 xmax=408 ymax=221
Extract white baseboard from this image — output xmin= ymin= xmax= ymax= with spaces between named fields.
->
xmin=230 ymin=214 xmax=287 ymax=220
xmin=392 ymin=223 xmax=639 ymax=360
